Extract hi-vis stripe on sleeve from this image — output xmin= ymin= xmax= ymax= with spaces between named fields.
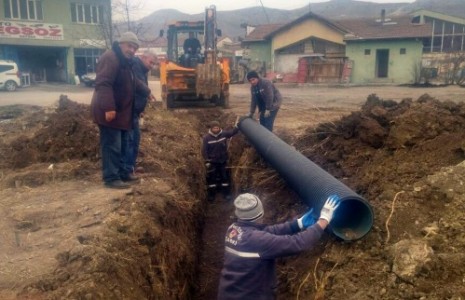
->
xmin=208 ymin=137 xmax=226 ymax=144
xmin=225 ymin=246 xmax=260 ymax=258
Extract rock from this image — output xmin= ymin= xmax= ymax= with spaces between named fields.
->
xmin=388 ymin=239 xmax=434 ymax=282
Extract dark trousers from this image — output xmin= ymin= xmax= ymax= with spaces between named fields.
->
xmin=125 ymin=115 xmax=140 ymax=173
xmin=206 ymin=162 xmax=231 ymax=199
xmin=259 ymin=108 xmax=279 ymax=132
xmin=99 ymin=125 xmax=130 ymax=183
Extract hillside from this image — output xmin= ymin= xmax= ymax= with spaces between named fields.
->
xmin=131 ymin=0 xmax=465 ymax=40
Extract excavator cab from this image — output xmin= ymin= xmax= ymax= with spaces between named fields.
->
xmin=159 ymin=5 xmax=230 ymax=109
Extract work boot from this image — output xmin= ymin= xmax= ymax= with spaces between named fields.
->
xmin=121 ymin=173 xmax=140 ymax=183
xmin=105 ymin=180 xmax=131 ymax=189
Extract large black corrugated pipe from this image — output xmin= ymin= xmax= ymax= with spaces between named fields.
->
xmin=238 ymin=117 xmax=373 ymax=241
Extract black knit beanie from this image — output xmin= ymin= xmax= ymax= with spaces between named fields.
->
xmin=246 ymin=71 xmax=259 ymax=81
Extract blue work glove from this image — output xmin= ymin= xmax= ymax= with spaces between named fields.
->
xmin=319 ymin=195 xmax=341 ymax=224
xmin=297 ymin=208 xmax=316 ymax=230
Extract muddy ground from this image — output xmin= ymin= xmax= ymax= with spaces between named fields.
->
xmin=0 ymin=83 xmax=465 ymax=299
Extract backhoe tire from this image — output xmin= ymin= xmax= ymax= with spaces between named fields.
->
xmin=217 ymin=94 xmax=229 ymax=109
xmin=163 ymin=94 xmax=175 ymax=110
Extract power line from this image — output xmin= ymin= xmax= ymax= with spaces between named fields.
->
xmin=258 ymin=0 xmax=271 ymax=24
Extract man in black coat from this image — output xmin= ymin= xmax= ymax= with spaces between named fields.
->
xmin=124 ymin=51 xmax=157 ymax=176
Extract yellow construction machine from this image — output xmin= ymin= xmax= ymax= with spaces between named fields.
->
xmin=159 ymin=5 xmax=230 ymax=109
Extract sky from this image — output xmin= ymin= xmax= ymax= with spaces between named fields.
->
xmin=123 ymin=0 xmax=416 ymax=18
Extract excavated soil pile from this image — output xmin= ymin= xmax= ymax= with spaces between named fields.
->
xmin=1 ymin=93 xmax=465 ymax=299
xmin=0 ymin=100 xmax=235 ymax=299
xmin=234 ymin=94 xmax=465 ymax=299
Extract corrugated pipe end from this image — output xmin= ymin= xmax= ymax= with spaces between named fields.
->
xmin=330 ymin=197 xmax=374 ymax=241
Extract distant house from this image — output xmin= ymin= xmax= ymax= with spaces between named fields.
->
xmin=242 ymin=12 xmax=351 ymax=83
xmin=139 ymin=36 xmax=168 ymax=56
xmin=336 ymin=13 xmax=432 ymax=84
xmin=217 ymin=36 xmax=233 ymax=48
xmin=267 ymin=12 xmax=347 ymax=82
xmin=410 ymin=9 xmax=465 ymax=83
xmin=241 ymin=23 xmax=283 ymax=76
xmin=411 ymin=9 xmax=465 ymax=53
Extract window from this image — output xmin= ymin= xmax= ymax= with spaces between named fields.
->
xmin=4 ymin=0 xmax=43 ymax=20
xmin=71 ymin=3 xmax=104 ymax=24
xmin=400 ymin=48 xmax=406 ymax=55
xmin=0 ymin=65 xmax=15 ymax=72
xmin=364 ymin=49 xmax=371 ymax=55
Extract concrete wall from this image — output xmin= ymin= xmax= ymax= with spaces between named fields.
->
xmin=346 ymin=39 xmax=423 ymax=84
xmin=275 ymin=54 xmax=301 ymax=73
xmin=422 ymin=52 xmax=465 ymax=84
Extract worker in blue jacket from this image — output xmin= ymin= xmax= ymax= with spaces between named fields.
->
xmin=217 ymin=193 xmax=340 ymax=299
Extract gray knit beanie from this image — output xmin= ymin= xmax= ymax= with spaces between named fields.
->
xmin=209 ymin=120 xmax=220 ymax=128
xmin=234 ymin=193 xmax=264 ymax=221
xmin=118 ymin=32 xmax=140 ymax=48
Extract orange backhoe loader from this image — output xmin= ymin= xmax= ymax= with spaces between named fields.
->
xmin=159 ymin=5 xmax=230 ymax=109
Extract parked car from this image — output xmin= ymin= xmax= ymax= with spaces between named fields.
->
xmin=0 ymin=60 xmax=21 ymax=92
xmin=81 ymin=72 xmax=96 ymax=87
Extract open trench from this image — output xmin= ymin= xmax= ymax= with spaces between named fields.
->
xmin=169 ymin=108 xmax=322 ymax=299
xmin=5 ymin=94 xmax=465 ymax=299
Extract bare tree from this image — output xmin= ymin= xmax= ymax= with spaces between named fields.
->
xmin=112 ymin=0 xmax=152 ymax=37
xmin=443 ymin=52 xmax=465 ymax=85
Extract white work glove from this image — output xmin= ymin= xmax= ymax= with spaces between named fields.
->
xmin=234 ymin=116 xmax=240 ymax=128
xmin=205 ymin=161 xmax=211 ymax=168
xmin=319 ymin=195 xmax=341 ymax=224
xmin=263 ymin=110 xmax=271 ymax=118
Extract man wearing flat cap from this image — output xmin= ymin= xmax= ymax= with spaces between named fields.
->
xmin=245 ymin=71 xmax=282 ymax=132
xmin=91 ymin=32 xmax=151 ymax=189
xmin=217 ymin=193 xmax=341 ymax=299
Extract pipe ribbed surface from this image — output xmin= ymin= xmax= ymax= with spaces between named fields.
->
xmin=238 ymin=117 xmax=373 ymax=241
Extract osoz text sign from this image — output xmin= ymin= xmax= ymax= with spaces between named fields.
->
xmin=0 ymin=20 xmax=64 ymax=40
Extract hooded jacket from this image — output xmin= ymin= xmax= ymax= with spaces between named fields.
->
xmin=217 ymin=220 xmax=324 ymax=300
xmin=249 ymin=77 xmax=282 ymax=114
xmin=202 ymin=127 xmax=239 ymax=163
xmin=90 ymin=42 xmax=150 ymax=130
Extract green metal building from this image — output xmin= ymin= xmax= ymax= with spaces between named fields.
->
xmin=338 ymin=15 xmax=432 ymax=84
xmin=0 ymin=0 xmax=111 ymax=84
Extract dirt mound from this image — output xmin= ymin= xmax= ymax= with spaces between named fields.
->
xmin=1 ymin=95 xmax=99 ymax=170
xmin=1 ymin=92 xmax=465 ymax=299
xmin=242 ymin=93 xmax=465 ymax=299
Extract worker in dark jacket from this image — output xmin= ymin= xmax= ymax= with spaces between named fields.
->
xmin=217 ymin=193 xmax=340 ymax=299
xmin=202 ymin=120 xmax=239 ymax=201
xmin=125 ymin=51 xmax=157 ymax=175
xmin=246 ymin=70 xmax=282 ymax=132
xmin=183 ymin=31 xmax=201 ymax=55
xmin=90 ymin=32 xmax=150 ymax=189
